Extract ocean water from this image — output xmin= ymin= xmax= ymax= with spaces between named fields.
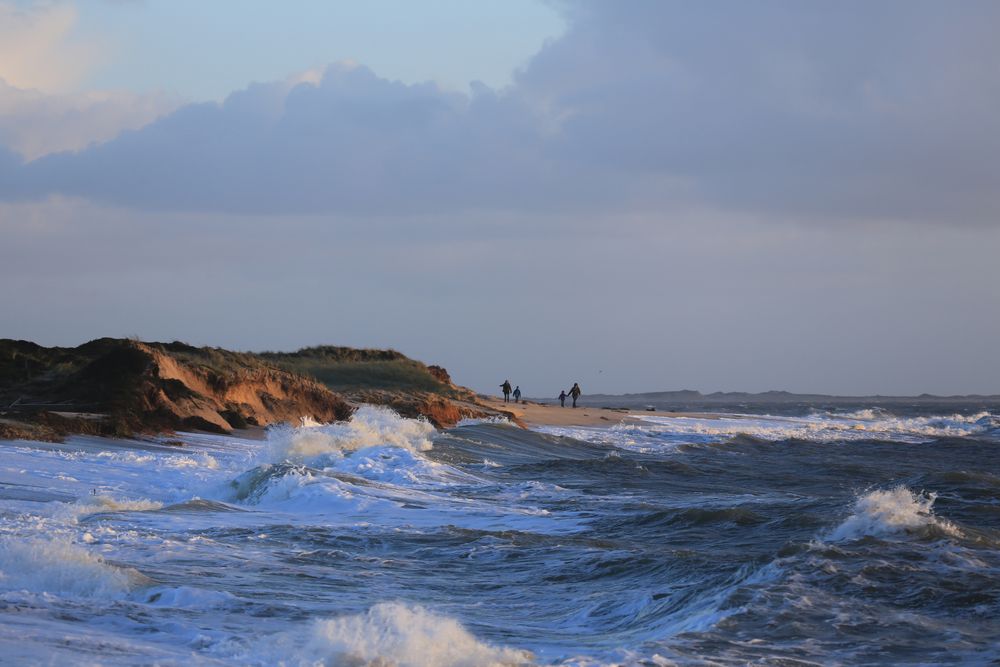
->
xmin=1 ymin=405 xmax=999 ymax=665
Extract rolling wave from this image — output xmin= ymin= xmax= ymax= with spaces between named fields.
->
xmin=0 ymin=406 xmax=998 ymax=664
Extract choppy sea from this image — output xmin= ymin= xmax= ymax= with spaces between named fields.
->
xmin=1 ymin=405 xmax=999 ymax=665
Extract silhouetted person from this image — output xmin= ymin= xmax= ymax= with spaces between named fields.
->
xmin=500 ymin=380 xmax=512 ymax=403
xmin=558 ymin=390 xmax=567 ymax=407
xmin=513 ymin=386 xmax=521 ymax=403
xmin=568 ymin=383 xmax=581 ymax=408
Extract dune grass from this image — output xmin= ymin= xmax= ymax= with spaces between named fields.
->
xmin=260 ymin=347 xmax=453 ymax=394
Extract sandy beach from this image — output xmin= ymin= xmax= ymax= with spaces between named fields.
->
xmin=477 ymin=396 xmax=713 ymax=428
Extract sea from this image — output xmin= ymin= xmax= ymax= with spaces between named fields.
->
xmin=1 ymin=404 xmax=999 ymax=665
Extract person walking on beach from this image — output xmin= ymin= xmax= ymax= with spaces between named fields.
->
xmin=513 ymin=386 xmax=521 ymax=403
xmin=568 ymin=383 xmax=582 ymax=408
xmin=558 ymin=390 xmax=567 ymax=407
xmin=500 ymin=380 xmax=512 ymax=403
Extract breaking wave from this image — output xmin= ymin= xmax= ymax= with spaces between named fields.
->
xmin=828 ymin=486 xmax=959 ymax=541
xmin=0 ymin=537 xmax=148 ymax=598
xmin=264 ymin=406 xmax=436 ymax=462
xmin=302 ymin=602 xmax=532 ymax=667
xmin=2 ymin=402 xmax=998 ymax=665
xmin=614 ymin=410 xmax=1000 ymax=447
xmin=56 ymin=494 xmax=163 ymax=522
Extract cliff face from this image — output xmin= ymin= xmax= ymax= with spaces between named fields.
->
xmin=0 ymin=339 xmax=353 ymax=440
xmin=0 ymin=339 xmax=508 ymax=440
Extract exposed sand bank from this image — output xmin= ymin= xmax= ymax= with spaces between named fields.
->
xmin=477 ymin=396 xmax=717 ymax=428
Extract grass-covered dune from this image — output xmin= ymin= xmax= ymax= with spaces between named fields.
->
xmin=259 ymin=346 xmax=464 ymax=396
xmin=258 ymin=346 xmax=489 ymax=427
xmin=0 ymin=339 xmax=500 ymax=441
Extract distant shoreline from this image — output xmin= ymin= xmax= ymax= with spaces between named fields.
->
xmin=565 ymin=389 xmax=1000 ymax=405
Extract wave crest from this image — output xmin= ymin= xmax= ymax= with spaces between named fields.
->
xmin=305 ymin=602 xmax=532 ymax=667
xmin=55 ymin=494 xmax=163 ymax=523
xmin=828 ymin=486 xmax=959 ymax=542
xmin=265 ymin=406 xmax=436 ymax=463
xmin=0 ymin=537 xmax=148 ymax=597
xmin=628 ymin=411 xmax=1000 ymax=446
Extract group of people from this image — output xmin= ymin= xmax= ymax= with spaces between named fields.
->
xmin=499 ymin=380 xmax=522 ymax=403
xmin=559 ymin=383 xmax=582 ymax=408
xmin=499 ymin=380 xmax=582 ymax=407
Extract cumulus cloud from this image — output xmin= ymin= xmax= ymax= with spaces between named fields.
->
xmin=0 ymin=2 xmax=177 ymax=158
xmin=0 ymin=2 xmax=99 ymax=92
xmin=0 ymin=62 xmax=588 ymax=214
xmin=2 ymin=1 xmax=999 ymax=224
xmin=0 ymin=79 xmax=176 ymax=159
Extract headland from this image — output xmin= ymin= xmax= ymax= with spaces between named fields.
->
xmin=0 ymin=338 xmax=510 ymax=441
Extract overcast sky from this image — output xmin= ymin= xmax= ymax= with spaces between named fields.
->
xmin=1 ymin=1 xmax=999 ymax=396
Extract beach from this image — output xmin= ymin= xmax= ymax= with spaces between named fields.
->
xmin=478 ymin=396 xmax=714 ymax=427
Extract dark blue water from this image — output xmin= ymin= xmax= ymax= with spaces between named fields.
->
xmin=1 ymin=407 xmax=998 ymax=665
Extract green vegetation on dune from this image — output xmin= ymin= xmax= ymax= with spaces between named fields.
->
xmin=0 ymin=339 xmax=357 ymax=438
xmin=154 ymin=341 xmax=274 ymax=387
xmin=0 ymin=339 xmax=490 ymax=438
xmin=259 ymin=346 xmax=461 ymax=396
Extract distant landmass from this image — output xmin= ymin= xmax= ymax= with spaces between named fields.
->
xmin=0 ymin=338 xmax=506 ymax=441
xmin=560 ymin=389 xmax=1000 ymax=412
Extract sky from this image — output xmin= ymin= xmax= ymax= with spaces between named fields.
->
xmin=1 ymin=0 xmax=999 ymax=397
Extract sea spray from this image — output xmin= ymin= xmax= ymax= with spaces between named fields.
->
xmin=1 ymin=407 xmax=999 ymax=664
xmin=0 ymin=537 xmax=148 ymax=597
xmin=264 ymin=406 xmax=436 ymax=463
xmin=828 ymin=486 xmax=959 ymax=541
xmin=302 ymin=602 xmax=533 ymax=667
xmin=56 ymin=494 xmax=164 ymax=522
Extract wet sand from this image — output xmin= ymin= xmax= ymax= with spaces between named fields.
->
xmin=477 ymin=396 xmax=716 ymax=428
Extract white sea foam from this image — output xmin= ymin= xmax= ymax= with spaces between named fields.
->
xmin=240 ymin=467 xmax=361 ymax=511
xmin=623 ymin=411 xmax=999 ymax=446
xmin=94 ymin=450 xmax=219 ymax=470
xmin=265 ymin=406 xmax=437 ymax=462
xmin=252 ymin=406 xmax=485 ymax=490
xmin=325 ymin=444 xmax=464 ymax=486
xmin=455 ymin=416 xmax=512 ymax=428
xmin=52 ymin=495 xmax=164 ymax=524
xmin=828 ymin=486 xmax=959 ymax=541
xmin=301 ymin=602 xmax=532 ymax=667
xmin=161 ymin=453 xmax=220 ymax=469
xmin=141 ymin=585 xmax=236 ymax=609
xmin=836 ymin=408 xmax=890 ymax=420
xmin=0 ymin=537 xmax=147 ymax=597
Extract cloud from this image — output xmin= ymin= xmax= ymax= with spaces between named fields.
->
xmin=524 ymin=1 xmax=1000 ymax=223
xmin=0 ymin=2 xmax=100 ymax=92
xmin=0 ymin=62 xmax=592 ymax=214
xmin=2 ymin=1 xmax=999 ymax=224
xmin=0 ymin=2 xmax=176 ymax=159
xmin=0 ymin=79 xmax=177 ymax=159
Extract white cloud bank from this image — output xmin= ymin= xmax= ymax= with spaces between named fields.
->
xmin=1 ymin=1 xmax=998 ymax=223
xmin=0 ymin=2 xmax=97 ymax=92
xmin=0 ymin=79 xmax=176 ymax=159
xmin=0 ymin=1 xmax=178 ymax=159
